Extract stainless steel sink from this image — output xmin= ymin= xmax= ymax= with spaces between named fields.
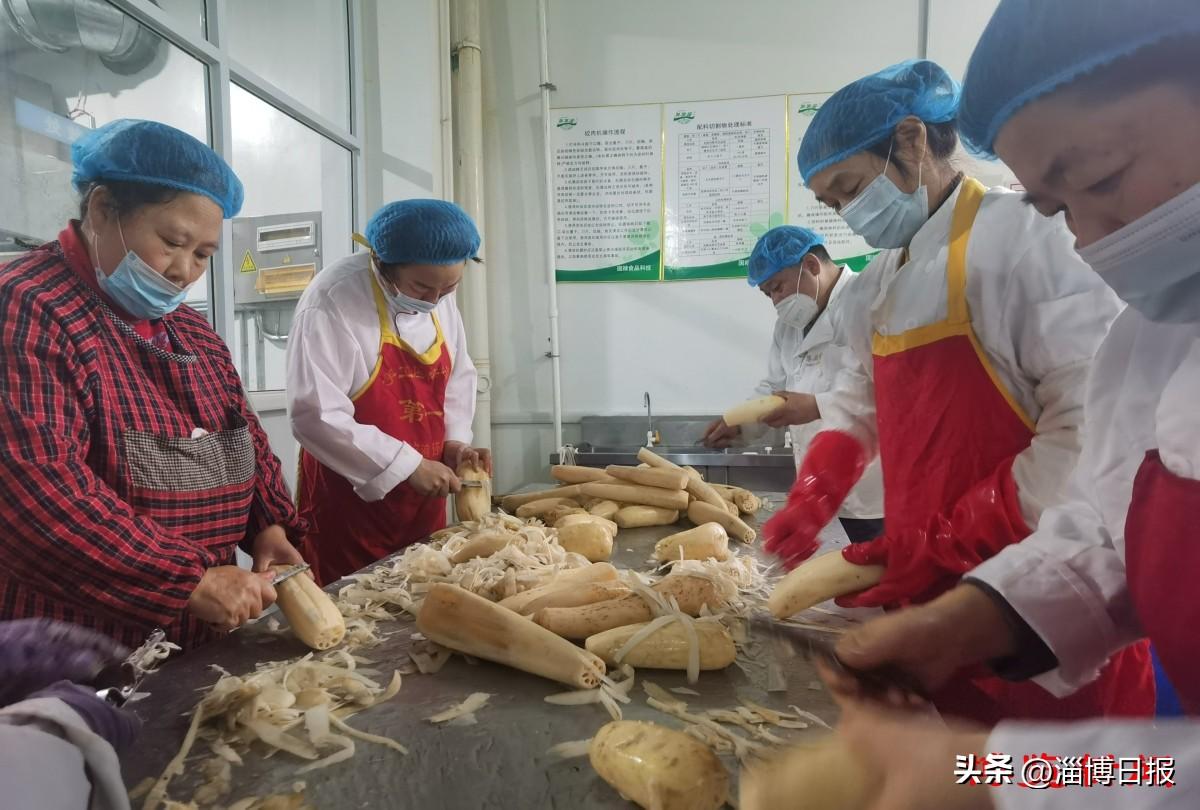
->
xmin=578 ymin=444 xmax=722 ymax=454
xmin=577 ymin=415 xmax=788 ymax=450
xmin=552 ymin=415 xmax=797 ymax=490
xmin=572 ymin=443 xmax=789 ymax=456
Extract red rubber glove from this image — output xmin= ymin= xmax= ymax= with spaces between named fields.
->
xmin=764 ymin=431 xmax=867 ymax=569
xmin=837 ymin=455 xmax=1030 ymax=609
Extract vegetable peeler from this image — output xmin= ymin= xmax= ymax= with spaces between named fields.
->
xmin=92 ymin=628 xmax=173 ymax=707
xmin=270 ymin=562 xmax=312 ymax=586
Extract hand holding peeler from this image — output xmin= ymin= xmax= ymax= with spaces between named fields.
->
xmin=750 ymin=613 xmax=929 ymax=702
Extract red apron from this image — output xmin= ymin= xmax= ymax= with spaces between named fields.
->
xmin=872 ymin=178 xmax=1153 ymax=724
xmin=1125 ymin=450 xmax=1200 ymax=713
xmin=298 ymin=275 xmax=451 ymax=585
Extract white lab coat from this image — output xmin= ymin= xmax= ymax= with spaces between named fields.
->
xmin=960 ymin=306 xmax=1200 ymax=810
xmin=970 ymin=311 xmax=1199 ymax=691
xmin=751 ymin=266 xmax=884 ymax=521
xmin=286 ymin=252 xmax=478 ymax=502
xmin=814 ymin=182 xmax=1122 ymax=529
xmin=969 ymin=306 xmax=1195 ymax=676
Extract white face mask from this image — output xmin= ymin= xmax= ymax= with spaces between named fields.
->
xmin=775 ymin=272 xmax=820 ymax=329
xmin=89 ymin=219 xmax=189 ymax=319
xmin=1077 ymin=181 xmax=1200 ymax=324
xmin=374 ymin=259 xmax=438 ymax=315
xmin=838 ymin=134 xmax=930 ymax=250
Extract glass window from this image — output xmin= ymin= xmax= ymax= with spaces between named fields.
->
xmin=227 ymin=0 xmax=350 ymax=127
xmin=153 ymin=0 xmax=207 ymax=39
xmin=229 ymin=84 xmax=352 ymax=392
xmin=0 ymin=0 xmax=211 ymax=309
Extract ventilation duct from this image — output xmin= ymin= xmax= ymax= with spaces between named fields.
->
xmin=2 ymin=0 xmax=161 ymax=75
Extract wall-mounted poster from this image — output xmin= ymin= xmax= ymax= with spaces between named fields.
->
xmin=786 ymin=92 xmax=878 ymax=272
xmin=552 ymin=104 xmax=663 ymax=282
xmin=662 ymin=96 xmax=787 ymax=281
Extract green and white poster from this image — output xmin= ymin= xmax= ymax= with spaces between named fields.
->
xmin=787 ymin=93 xmax=878 ymax=273
xmin=552 ymin=104 xmax=662 ymax=282
xmin=662 ymin=96 xmax=787 ymax=281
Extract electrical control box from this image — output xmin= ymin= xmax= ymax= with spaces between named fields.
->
xmin=231 ymin=212 xmax=322 ymax=305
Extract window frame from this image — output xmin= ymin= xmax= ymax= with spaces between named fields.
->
xmin=106 ymin=0 xmax=366 ymax=403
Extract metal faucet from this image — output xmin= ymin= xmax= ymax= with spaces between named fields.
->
xmin=643 ymin=392 xmax=660 ymax=447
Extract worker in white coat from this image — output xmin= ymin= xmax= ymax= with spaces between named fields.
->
xmin=287 ymin=199 xmax=488 ymax=584
xmin=702 ymin=225 xmax=884 ymax=544
xmin=796 ymin=2 xmax=1200 ymax=808
xmin=760 ymin=59 xmax=1153 ymax=724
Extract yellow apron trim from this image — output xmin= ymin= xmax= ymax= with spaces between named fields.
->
xmin=966 ymin=327 xmax=1035 ymax=432
xmin=294 ymin=449 xmax=304 ymax=508
xmin=871 ymin=177 xmax=1036 ymax=432
xmin=396 ymin=314 xmax=446 ymax=366
xmin=351 ymin=273 xmax=447 ymax=401
xmin=945 ymin=178 xmax=986 ymax=324
xmin=871 ymin=320 xmax=971 ymax=356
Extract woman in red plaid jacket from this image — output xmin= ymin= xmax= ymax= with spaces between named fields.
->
xmin=0 ymin=120 xmax=307 ymax=650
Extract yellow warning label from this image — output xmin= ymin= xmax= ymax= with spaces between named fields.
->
xmin=239 ymin=251 xmax=257 ymax=273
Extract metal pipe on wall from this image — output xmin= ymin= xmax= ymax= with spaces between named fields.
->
xmin=536 ymin=0 xmax=564 ymax=451
xmin=450 ymin=0 xmax=493 ymax=453
xmin=438 ymin=0 xmax=454 ymax=199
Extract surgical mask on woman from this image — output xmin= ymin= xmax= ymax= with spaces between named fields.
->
xmin=373 ymin=259 xmax=438 ymax=315
xmin=387 ymin=288 xmax=437 ymax=315
xmin=775 ymin=272 xmax=820 ymax=329
xmin=1077 ymin=181 xmax=1200 ymax=324
xmin=91 ymin=220 xmax=189 ymax=320
xmin=839 ymin=137 xmax=929 ymax=249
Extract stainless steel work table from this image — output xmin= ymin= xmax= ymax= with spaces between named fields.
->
xmin=122 ymin=493 xmax=856 ymax=809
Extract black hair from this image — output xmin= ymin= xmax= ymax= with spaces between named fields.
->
xmin=865 ymin=119 xmax=959 ymax=180
xmin=807 ymin=244 xmax=832 ymax=264
xmin=78 ymin=180 xmax=180 ymax=221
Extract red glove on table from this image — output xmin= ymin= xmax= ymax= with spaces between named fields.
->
xmin=764 ymin=431 xmax=867 ymax=569
xmin=837 ymin=456 xmax=1030 ymax=609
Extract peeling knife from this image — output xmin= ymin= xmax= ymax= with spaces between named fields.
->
xmin=750 ymin=614 xmax=929 ymax=701
xmin=458 ymin=480 xmax=485 ymax=488
xmin=270 ymin=563 xmax=311 ymax=586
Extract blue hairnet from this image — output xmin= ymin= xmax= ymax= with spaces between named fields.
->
xmin=959 ymin=0 xmax=1200 ymax=157
xmin=364 ymin=199 xmax=481 ymax=265
xmin=797 ymin=60 xmax=961 ymax=184
xmin=72 ymin=119 xmax=243 ymax=218
xmin=747 ymin=226 xmax=825 ymax=287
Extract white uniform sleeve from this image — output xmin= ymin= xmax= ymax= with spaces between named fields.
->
xmin=812 ymin=275 xmax=880 ymax=459
xmin=441 ymin=296 xmax=478 ymax=446
xmin=286 ymin=306 xmax=423 ymax=502
xmin=0 ymin=698 xmax=129 ymax=810
xmin=752 ymin=365 xmax=785 ymax=397
xmin=1156 ymin=337 xmax=1200 ymax=479
xmin=0 ymin=723 xmax=94 ymax=810
xmin=988 ymin=720 xmax=1198 ymax=810
xmin=739 ymin=330 xmax=790 ymax=442
xmin=969 ymin=456 xmax=1143 ymax=695
xmin=990 ymin=211 xmax=1123 ymax=527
